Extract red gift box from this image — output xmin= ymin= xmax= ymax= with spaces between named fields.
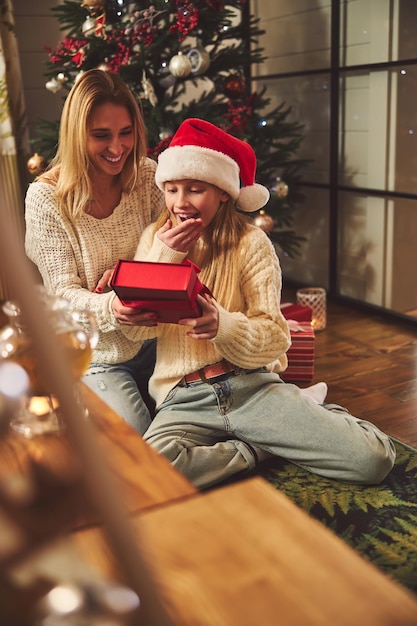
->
xmin=281 ymin=302 xmax=312 ymax=322
xmin=110 ymin=259 xmax=211 ymax=324
xmin=280 ymin=318 xmax=315 ymax=384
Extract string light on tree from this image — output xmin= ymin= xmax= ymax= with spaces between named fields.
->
xmin=56 ymin=72 xmax=68 ymax=85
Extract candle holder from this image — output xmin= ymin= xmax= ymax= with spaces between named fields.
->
xmin=296 ymin=287 xmax=327 ymax=331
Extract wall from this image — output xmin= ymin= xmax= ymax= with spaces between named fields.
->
xmin=13 ymin=0 xmax=63 ymax=141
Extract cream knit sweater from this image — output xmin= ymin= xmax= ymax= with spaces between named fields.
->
xmin=24 ymin=158 xmax=165 ymax=365
xmin=124 ymin=223 xmax=291 ymax=408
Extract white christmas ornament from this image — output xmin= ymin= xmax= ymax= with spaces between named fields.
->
xmin=45 ymin=78 xmax=62 ymax=93
xmin=169 ymin=53 xmax=192 ymax=78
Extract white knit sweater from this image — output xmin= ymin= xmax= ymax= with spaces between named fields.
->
xmin=124 ymin=223 xmax=291 ymax=408
xmin=24 ymin=158 xmax=165 ymax=364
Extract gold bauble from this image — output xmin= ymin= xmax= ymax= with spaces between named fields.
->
xmin=27 ymin=153 xmax=46 ymax=176
xmin=81 ymin=0 xmax=105 ymax=9
xmin=276 ymin=181 xmax=289 ymax=199
xmin=253 ymin=210 xmax=274 ymax=233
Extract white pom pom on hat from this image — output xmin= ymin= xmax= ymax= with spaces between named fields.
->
xmin=155 ymin=118 xmax=270 ymax=213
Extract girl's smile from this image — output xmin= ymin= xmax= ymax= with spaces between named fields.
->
xmin=164 ymin=179 xmax=229 ymax=227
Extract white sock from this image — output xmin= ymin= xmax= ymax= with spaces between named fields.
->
xmin=299 ymin=382 xmax=328 ymax=405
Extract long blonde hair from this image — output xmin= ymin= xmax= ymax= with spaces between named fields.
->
xmin=154 ymin=198 xmax=250 ymax=309
xmin=40 ymin=69 xmax=148 ymax=219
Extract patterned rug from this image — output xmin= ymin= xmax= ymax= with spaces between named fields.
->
xmin=256 ymin=438 xmax=417 ymax=594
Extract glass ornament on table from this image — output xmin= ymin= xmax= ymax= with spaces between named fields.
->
xmin=0 ymin=288 xmax=99 ymax=438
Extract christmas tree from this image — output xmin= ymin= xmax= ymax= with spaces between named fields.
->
xmin=32 ymin=0 xmax=307 ymax=257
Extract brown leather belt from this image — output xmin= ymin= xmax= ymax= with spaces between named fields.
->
xmin=184 ymin=359 xmax=236 ymax=384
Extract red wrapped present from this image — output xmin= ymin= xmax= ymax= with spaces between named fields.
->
xmin=281 ymin=302 xmax=312 ymax=322
xmin=280 ymin=320 xmax=315 ymax=383
xmin=110 ymin=259 xmax=211 ymax=324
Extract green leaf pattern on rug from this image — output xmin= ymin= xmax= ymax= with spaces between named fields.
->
xmin=256 ymin=440 xmax=417 ymax=594
xmin=261 ymin=461 xmax=410 ymax=516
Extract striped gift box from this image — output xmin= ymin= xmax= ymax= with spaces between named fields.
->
xmin=280 ymin=321 xmax=315 ymax=383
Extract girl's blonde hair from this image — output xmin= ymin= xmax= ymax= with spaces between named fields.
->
xmin=153 ymin=197 xmax=250 ymax=308
xmin=40 ymin=69 xmax=148 ymax=219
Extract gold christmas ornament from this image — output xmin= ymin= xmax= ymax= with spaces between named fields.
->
xmin=81 ymin=0 xmax=105 ymax=9
xmin=253 ymin=210 xmax=274 ymax=233
xmin=276 ymin=180 xmax=289 ymax=199
xmin=27 ymin=153 xmax=46 ymax=177
xmin=169 ymin=53 xmax=192 ymax=78
xmin=141 ymin=71 xmax=158 ymax=107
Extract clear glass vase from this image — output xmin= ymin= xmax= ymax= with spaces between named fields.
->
xmin=0 ymin=289 xmax=98 ymax=438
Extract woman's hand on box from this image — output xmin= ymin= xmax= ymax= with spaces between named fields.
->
xmin=112 ymin=296 xmax=158 ymax=326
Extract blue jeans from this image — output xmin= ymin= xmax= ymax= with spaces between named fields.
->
xmin=83 ymin=339 xmax=156 ymax=434
xmin=144 ymin=369 xmax=396 ymax=489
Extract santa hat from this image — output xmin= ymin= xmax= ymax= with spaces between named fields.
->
xmin=155 ymin=118 xmax=270 ymax=213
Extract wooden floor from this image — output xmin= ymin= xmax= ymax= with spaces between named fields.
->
xmin=301 ymin=297 xmax=417 ymax=449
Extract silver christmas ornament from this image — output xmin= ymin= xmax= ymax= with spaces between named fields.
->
xmin=159 ymin=127 xmax=173 ymax=141
xmin=186 ymin=44 xmax=210 ymax=76
xmin=168 ymin=53 xmax=192 ymax=78
xmin=82 ymin=15 xmax=97 ymax=36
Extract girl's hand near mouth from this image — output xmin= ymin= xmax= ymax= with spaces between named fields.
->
xmin=157 ymin=217 xmax=204 ymax=252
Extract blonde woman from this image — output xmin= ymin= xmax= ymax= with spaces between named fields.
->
xmin=25 ymin=69 xmax=166 ymax=432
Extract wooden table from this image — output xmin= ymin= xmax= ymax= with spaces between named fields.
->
xmin=2 ymin=387 xmax=417 ymax=625
xmin=72 ymin=477 xmax=417 ymax=626
xmin=0 ymin=384 xmax=197 ymax=531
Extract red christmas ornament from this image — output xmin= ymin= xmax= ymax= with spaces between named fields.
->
xmin=223 ymin=74 xmax=246 ymax=99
